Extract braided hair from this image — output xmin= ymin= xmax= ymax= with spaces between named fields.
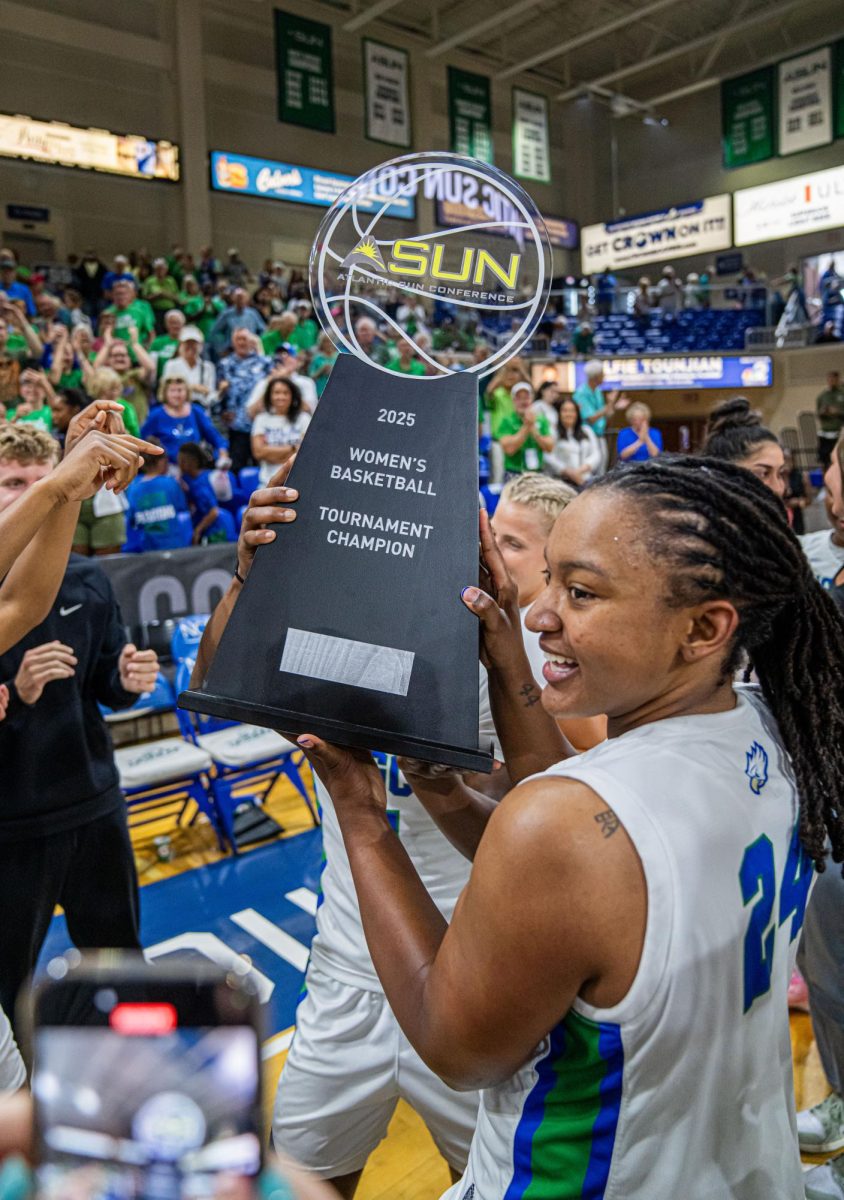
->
xmin=592 ymin=455 xmax=844 ymax=871
xmin=701 ymin=396 xmax=779 ymax=462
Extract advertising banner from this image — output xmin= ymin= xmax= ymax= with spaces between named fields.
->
xmin=580 ymin=195 xmax=732 ymax=273
xmin=447 ymin=67 xmax=493 ymax=162
xmin=363 ymin=39 xmax=412 ymax=148
xmin=0 ymin=113 xmax=178 ymax=181
xmin=573 ymin=355 xmax=773 ymax=392
xmin=721 ymin=68 xmax=775 ymax=169
xmin=778 ymin=46 xmax=833 ymax=156
xmin=210 ymin=151 xmax=415 ymax=219
xmin=734 ymin=164 xmax=844 ymax=246
xmin=274 ymin=9 xmax=335 ymax=133
xmin=97 ymin=544 xmax=235 ymax=631
xmin=512 ymin=88 xmax=551 ymax=183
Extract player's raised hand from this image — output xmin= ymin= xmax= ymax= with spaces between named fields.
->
xmin=236 ymin=459 xmax=298 ymax=582
xmin=64 ymin=399 xmax=126 ymax=451
xmin=464 ymin=508 xmax=525 ymax=670
xmin=295 ymin=735 xmax=386 ymax=813
xmin=49 ymin=428 xmax=164 ymax=503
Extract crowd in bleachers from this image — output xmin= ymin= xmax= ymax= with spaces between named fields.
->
xmin=1 ymin=242 xmax=842 ymax=557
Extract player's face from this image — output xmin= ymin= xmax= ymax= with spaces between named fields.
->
xmin=0 ymin=459 xmax=53 ymax=512
xmin=491 ymin=501 xmax=551 ymax=607
xmin=739 ymin=442 xmax=787 ymax=499
xmin=526 ymin=490 xmax=716 ymax=722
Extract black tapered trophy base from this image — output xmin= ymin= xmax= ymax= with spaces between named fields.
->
xmin=179 ymin=355 xmax=493 ymax=773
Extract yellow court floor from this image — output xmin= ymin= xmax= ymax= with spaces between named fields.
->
xmin=126 ymin=768 xmax=832 ymax=1199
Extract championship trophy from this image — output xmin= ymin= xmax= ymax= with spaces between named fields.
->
xmin=180 ymin=152 xmax=551 ymax=771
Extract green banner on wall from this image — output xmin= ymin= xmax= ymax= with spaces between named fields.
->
xmin=835 ymin=38 xmax=844 ymax=139
xmin=274 ymin=9 xmax=335 ymax=133
xmin=721 ymin=67 xmax=775 ymax=169
xmin=447 ymin=67 xmax=493 ymax=162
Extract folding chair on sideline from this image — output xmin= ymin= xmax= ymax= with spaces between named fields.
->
xmin=174 ymin=659 xmax=320 ymax=850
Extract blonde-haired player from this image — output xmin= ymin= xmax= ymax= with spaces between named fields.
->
xmin=491 ymin=474 xmax=606 ymax=751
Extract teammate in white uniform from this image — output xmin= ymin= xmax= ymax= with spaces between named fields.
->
xmin=297 ymin=456 xmax=844 ymax=1200
xmin=191 ymin=471 xmax=518 ymax=1194
xmin=272 ymin=475 xmax=602 ymax=1192
xmin=799 ymin=476 xmax=844 ymax=591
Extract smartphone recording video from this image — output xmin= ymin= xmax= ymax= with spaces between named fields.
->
xmin=30 ymin=955 xmax=263 ymax=1200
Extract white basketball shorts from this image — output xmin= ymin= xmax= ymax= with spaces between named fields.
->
xmin=272 ymin=966 xmax=479 ymax=1177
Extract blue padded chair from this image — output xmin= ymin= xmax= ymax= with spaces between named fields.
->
xmin=238 ymin=466 xmax=261 ymax=498
xmin=100 ymin=672 xmax=176 ymax=724
xmin=174 ymin=659 xmax=319 ymax=852
xmin=171 ymin=614 xmax=210 ymax=664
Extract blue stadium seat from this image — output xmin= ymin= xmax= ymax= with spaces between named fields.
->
xmin=174 ymin=659 xmax=319 ymax=851
xmin=238 ymin=466 xmax=261 ymax=496
xmin=170 ymin=614 xmax=210 ymax=664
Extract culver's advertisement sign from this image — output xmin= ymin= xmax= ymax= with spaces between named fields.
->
xmin=580 ymin=195 xmax=732 ymax=272
xmin=574 ymin=355 xmax=773 ymax=391
xmin=210 ymin=151 xmax=415 ymax=219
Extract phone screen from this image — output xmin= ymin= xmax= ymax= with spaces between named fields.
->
xmin=33 ymin=977 xmax=262 ymax=1200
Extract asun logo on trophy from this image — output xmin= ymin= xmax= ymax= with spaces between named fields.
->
xmin=181 ymin=153 xmax=551 ymax=771
xmin=311 ymin=151 xmax=552 ymax=378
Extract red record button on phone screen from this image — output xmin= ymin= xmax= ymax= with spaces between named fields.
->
xmin=109 ymin=1002 xmax=178 ymax=1035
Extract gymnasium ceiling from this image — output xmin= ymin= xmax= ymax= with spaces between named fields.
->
xmin=230 ymin=0 xmax=844 ymax=118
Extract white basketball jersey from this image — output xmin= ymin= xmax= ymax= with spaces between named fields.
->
xmin=445 ymin=689 xmax=813 ymax=1200
xmin=310 ymin=665 xmax=502 ymax=990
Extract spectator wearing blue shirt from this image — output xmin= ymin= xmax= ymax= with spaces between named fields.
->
xmin=101 ymin=255 xmax=133 ymax=301
xmin=595 ymin=267 xmax=617 ymax=318
xmin=217 ymin=328 xmax=272 ymax=472
xmin=177 ymin=443 xmax=236 ymax=545
xmin=207 ymin=288 xmax=266 ymax=360
xmin=616 ymin=401 xmax=663 ymax=462
xmin=124 ymin=440 xmax=193 ymax=552
xmin=573 ymin=360 xmax=629 ymax=474
xmin=0 ymin=251 xmax=35 ymax=317
xmin=141 ymin=375 xmax=228 ymax=465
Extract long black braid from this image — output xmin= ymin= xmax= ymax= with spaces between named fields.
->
xmin=591 ymin=455 xmax=844 ymax=872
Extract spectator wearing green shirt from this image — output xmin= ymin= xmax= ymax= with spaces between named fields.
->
xmin=290 ymin=300 xmax=319 ymax=351
xmin=482 ymin=359 xmax=531 ymax=438
xmin=178 ymin=275 xmax=205 ymax=323
xmin=142 ymin=258 xmax=180 ymax=332
xmin=193 ymin=284 xmax=226 ymax=340
xmin=150 ymin=310 xmax=186 ymax=381
xmin=93 ymin=331 xmax=155 ymax=425
xmin=87 ymin=366 xmax=140 ymax=437
xmin=309 ymin=332 xmax=338 ymax=399
xmin=573 ymin=360 xmax=629 ymax=474
xmin=496 ymin=382 xmax=554 ymax=476
xmin=816 ymin=370 xmax=844 ymax=469
xmin=572 ymin=320 xmax=594 ymax=356
xmin=103 ymin=278 xmax=155 ymax=347
xmin=3 ymin=368 xmax=55 ymax=433
xmin=385 ymin=339 xmax=426 ymax=376
xmin=262 ymin=313 xmax=299 ymax=358
xmin=47 ymin=325 xmax=93 ymax=391
xmin=0 ymin=303 xmax=42 ymax=408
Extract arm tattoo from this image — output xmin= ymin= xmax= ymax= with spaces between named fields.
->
xmin=594 ymin=808 xmax=620 ymax=839
xmin=519 ymin=682 xmax=541 ymax=707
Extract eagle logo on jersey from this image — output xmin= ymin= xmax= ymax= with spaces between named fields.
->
xmin=745 ymin=742 xmax=769 ymax=794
